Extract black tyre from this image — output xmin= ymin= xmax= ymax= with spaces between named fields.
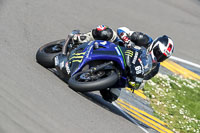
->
xmin=100 ymin=89 xmax=118 ymax=102
xmin=68 ymin=70 xmax=118 ymax=92
xmin=36 ymin=39 xmax=65 ymax=68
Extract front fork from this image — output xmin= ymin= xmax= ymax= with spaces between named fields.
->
xmin=54 ymin=32 xmax=75 ymax=82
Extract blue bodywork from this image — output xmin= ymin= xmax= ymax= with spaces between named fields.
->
xmin=69 ymin=40 xmax=127 ymax=87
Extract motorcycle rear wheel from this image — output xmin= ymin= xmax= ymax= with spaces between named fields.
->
xmin=68 ymin=70 xmax=118 ymax=92
xmin=36 ymin=39 xmax=65 ymax=68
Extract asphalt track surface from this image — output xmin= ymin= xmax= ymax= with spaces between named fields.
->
xmin=0 ymin=0 xmax=200 ymax=133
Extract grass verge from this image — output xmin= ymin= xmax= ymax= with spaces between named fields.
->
xmin=143 ymin=73 xmax=200 ymax=133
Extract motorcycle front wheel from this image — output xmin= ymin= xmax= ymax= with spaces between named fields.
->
xmin=68 ymin=69 xmax=118 ymax=92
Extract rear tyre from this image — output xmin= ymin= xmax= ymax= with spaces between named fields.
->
xmin=100 ymin=88 xmax=118 ymax=102
xmin=68 ymin=70 xmax=118 ymax=92
xmin=36 ymin=39 xmax=65 ymax=68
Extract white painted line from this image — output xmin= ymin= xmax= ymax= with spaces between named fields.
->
xmin=112 ymin=102 xmax=149 ymax=133
xmin=170 ymin=56 xmax=200 ymax=69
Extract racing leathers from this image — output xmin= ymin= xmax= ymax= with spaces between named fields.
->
xmin=117 ymin=27 xmax=160 ymax=89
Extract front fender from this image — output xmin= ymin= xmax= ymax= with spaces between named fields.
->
xmin=55 ymin=54 xmax=70 ymax=81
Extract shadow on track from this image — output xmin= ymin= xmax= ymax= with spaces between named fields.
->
xmin=35 ymin=65 xmax=154 ymax=132
xmin=46 ymin=67 xmax=145 ymax=128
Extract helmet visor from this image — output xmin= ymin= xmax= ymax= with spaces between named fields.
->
xmin=153 ymin=45 xmax=168 ymax=62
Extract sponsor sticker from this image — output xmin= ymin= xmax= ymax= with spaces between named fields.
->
xmin=138 ymin=58 xmax=144 ymax=74
xmin=132 ymin=51 xmax=138 ymax=64
xmin=125 ymin=50 xmax=134 ymax=57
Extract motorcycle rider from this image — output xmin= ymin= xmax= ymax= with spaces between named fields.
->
xmin=71 ymin=25 xmax=174 ymax=89
xmin=69 ymin=25 xmax=174 ymax=102
xmin=117 ymin=27 xmax=174 ymax=87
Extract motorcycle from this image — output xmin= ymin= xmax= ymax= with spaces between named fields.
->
xmin=36 ymin=30 xmax=144 ymax=101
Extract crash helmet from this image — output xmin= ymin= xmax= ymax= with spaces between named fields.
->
xmin=92 ymin=25 xmax=113 ymax=41
xmin=149 ymin=35 xmax=174 ymax=62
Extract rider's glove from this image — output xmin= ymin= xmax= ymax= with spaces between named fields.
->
xmin=119 ymin=32 xmax=135 ymax=48
xmin=119 ymin=32 xmax=130 ymax=44
xmin=128 ymin=81 xmax=142 ymax=90
xmin=128 ymin=81 xmax=136 ymax=88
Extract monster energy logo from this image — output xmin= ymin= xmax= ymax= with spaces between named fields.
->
xmin=125 ymin=50 xmax=134 ymax=57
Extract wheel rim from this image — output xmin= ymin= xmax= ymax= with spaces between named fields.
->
xmin=76 ymin=70 xmax=108 ymax=82
xmin=44 ymin=44 xmax=62 ymax=53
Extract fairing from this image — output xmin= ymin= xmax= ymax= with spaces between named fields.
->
xmin=69 ymin=40 xmax=126 ymax=76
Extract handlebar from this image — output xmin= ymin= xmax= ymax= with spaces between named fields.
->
xmin=62 ymin=36 xmax=70 ymax=55
xmin=62 ymin=30 xmax=81 ymax=55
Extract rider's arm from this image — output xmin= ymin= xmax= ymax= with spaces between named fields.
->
xmin=117 ymin=27 xmax=133 ymax=44
xmin=130 ymin=32 xmax=153 ymax=48
xmin=117 ymin=27 xmax=153 ymax=48
xmin=125 ymin=48 xmax=144 ymax=90
xmin=144 ymin=63 xmax=160 ymax=80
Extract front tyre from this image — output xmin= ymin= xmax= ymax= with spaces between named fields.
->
xmin=36 ymin=39 xmax=65 ymax=68
xmin=68 ymin=70 xmax=118 ymax=92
